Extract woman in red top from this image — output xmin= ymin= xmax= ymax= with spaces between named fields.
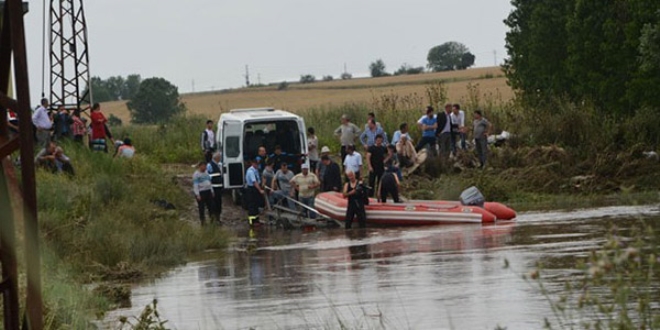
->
xmin=90 ymin=103 xmax=108 ymax=152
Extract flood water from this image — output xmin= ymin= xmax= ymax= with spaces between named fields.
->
xmin=107 ymin=205 xmax=660 ymax=330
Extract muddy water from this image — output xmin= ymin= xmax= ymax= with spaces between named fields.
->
xmin=108 ymin=205 xmax=660 ymax=330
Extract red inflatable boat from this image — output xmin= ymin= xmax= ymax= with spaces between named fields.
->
xmin=314 ymin=191 xmax=516 ymax=226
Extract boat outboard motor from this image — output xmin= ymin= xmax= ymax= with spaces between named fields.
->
xmin=460 ymin=186 xmax=485 ymax=207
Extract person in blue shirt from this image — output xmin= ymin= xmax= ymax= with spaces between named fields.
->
xmin=391 ymin=122 xmax=412 ymax=146
xmin=360 ymin=119 xmax=389 ymax=149
xmin=416 ymin=107 xmax=438 ymax=154
xmin=207 ymin=152 xmax=223 ymax=224
xmin=245 ymin=158 xmax=265 ymax=225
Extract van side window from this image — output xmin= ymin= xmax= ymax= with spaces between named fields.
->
xmin=226 ymin=136 xmax=240 ymax=158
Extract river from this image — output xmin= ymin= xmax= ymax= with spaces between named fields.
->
xmin=106 ymin=205 xmax=660 ymax=330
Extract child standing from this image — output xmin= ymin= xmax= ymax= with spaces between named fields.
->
xmin=193 ymin=161 xmax=215 ymax=225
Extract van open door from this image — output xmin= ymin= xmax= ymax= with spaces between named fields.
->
xmin=222 ymin=120 xmax=244 ymax=189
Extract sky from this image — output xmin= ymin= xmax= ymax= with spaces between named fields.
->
xmin=22 ymin=0 xmax=513 ymax=103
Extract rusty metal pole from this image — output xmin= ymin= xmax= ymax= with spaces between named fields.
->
xmin=0 ymin=3 xmax=20 ymax=329
xmin=6 ymin=0 xmax=44 ymax=328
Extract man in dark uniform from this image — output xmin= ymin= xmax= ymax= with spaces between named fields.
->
xmin=207 ymin=151 xmax=224 ymax=224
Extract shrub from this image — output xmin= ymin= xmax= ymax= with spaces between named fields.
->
xmin=322 ymin=75 xmax=334 ymax=81
xmin=300 ymin=74 xmax=316 ymax=84
xmin=277 ymin=81 xmax=289 ymax=91
xmin=340 ymin=72 xmax=352 ymax=80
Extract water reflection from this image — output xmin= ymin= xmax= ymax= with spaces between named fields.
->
xmin=107 ymin=205 xmax=660 ymax=330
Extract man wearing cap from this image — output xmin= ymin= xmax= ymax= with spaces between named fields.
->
xmin=334 ymin=114 xmax=361 ymax=166
xmin=316 ymin=146 xmax=331 ymax=189
xmin=290 ymin=163 xmax=320 ymax=219
xmin=245 ymin=158 xmax=264 ymax=225
xmin=320 ymin=154 xmax=342 ymax=192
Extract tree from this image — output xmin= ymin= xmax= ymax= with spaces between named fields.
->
xmin=394 ymin=63 xmax=425 ymax=76
xmin=340 ymin=72 xmax=352 ymax=80
xmin=127 ymin=77 xmax=185 ymax=124
xmin=123 ymin=74 xmax=142 ymax=100
xmin=322 ymin=75 xmax=334 ymax=81
xmin=427 ymin=42 xmax=475 ymax=71
xmin=369 ymin=59 xmax=387 ymax=77
xmin=300 ymin=74 xmax=316 ymax=83
xmin=503 ymin=0 xmax=660 ymax=114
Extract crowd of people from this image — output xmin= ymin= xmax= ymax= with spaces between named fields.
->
xmin=198 ymin=103 xmax=492 ymax=229
xmin=3 ymin=98 xmax=136 ymax=176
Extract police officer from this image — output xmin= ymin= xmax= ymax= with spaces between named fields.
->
xmin=245 ymin=157 xmax=265 ymax=225
xmin=207 ymin=151 xmax=224 ymax=224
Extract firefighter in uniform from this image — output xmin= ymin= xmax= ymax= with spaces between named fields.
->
xmin=245 ymin=158 xmax=265 ymax=225
xmin=207 ymin=151 xmax=224 ymax=224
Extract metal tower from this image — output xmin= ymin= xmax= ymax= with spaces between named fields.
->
xmin=49 ymin=0 xmax=91 ymax=109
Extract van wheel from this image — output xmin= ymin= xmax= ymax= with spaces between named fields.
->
xmin=232 ymin=189 xmax=242 ymax=205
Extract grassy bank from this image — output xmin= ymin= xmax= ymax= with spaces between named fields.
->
xmin=35 ymin=140 xmax=229 ymax=327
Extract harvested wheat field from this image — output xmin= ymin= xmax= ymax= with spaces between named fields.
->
xmin=102 ymin=66 xmax=513 ymax=123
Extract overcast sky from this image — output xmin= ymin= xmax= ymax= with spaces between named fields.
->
xmin=23 ymin=0 xmax=512 ymax=102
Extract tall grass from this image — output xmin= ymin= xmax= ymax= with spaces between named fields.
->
xmin=36 ymin=140 xmax=229 ymax=327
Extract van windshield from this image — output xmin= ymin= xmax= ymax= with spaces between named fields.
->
xmin=243 ymin=120 xmax=302 ymax=162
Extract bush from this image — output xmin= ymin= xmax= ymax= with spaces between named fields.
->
xmin=300 ymin=74 xmax=316 ymax=84
xmin=340 ymin=72 xmax=352 ymax=80
xmin=322 ymin=75 xmax=334 ymax=81
xmin=107 ymin=114 xmax=123 ymax=126
xmin=277 ymin=81 xmax=289 ymax=91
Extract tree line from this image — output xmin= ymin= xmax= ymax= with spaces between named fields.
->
xmin=369 ymin=41 xmax=476 ymax=77
xmin=87 ymin=74 xmax=185 ymax=124
xmin=504 ymin=0 xmax=660 ymax=116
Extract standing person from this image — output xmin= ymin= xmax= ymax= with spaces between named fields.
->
xmin=32 ymin=98 xmax=52 ymax=148
xmin=473 ymin=110 xmax=492 ymax=168
xmin=262 ymin=159 xmax=276 ymax=207
xmin=6 ymin=108 xmax=19 ymax=135
xmin=366 ymin=134 xmax=387 ymax=197
xmin=71 ymin=109 xmax=86 ymax=144
xmin=320 ymin=154 xmax=342 ymax=192
xmin=435 ymin=103 xmax=453 ymax=159
xmin=201 ymin=120 xmax=216 ymax=163
xmin=343 ymin=145 xmax=362 ymax=179
xmin=363 ymin=112 xmax=382 ymax=130
xmin=193 ymin=161 xmax=215 ymax=226
xmin=256 ymin=146 xmax=268 ymax=172
xmin=343 ymin=170 xmax=367 ymax=229
xmin=53 ymin=105 xmax=72 ymax=141
xmin=334 ymin=114 xmax=361 ymax=166
xmin=90 ymin=103 xmax=109 ymax=152
xmin=272 ymin=162 xmax=295 ymax=209
xmin=379 ymin=166 xmax=401 ymax=203
xmin=316 ymin=146 xmax=331 ymax=190
xmin=451 ymin=104 xmax=467 ymax=152
xmin=290 ymin=163 xmax=320 ymax=218
xmin=307 ymin=127 xmax=319 ymax=172
xmin=207 ymin=151 xmax=223 ymax=223
xmin=245 ymin=158 xmax=265 ymax=225
xmin=391 ymin=122 xmax=412 ymax=146
xmin=416 ymin=107 xmax=438 ymax=153
xmin=359 ymin=119 xmax=389 ymax=149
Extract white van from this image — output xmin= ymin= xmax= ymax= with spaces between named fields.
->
xmin=216 ymin=107 xmax=309 ymax=193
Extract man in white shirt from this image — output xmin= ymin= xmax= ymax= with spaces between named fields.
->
xmin=391 ymin=122 xmax=413 ymax=146
xmin=201 ymin=120 xmax=216 ymax=163
xmin=32 ymin=98 xmax=52 ymax=148
xmin=343 ymin=145 xmax=363 ymax=179
xmin=450 ymin=103 xmax=467 ymax=154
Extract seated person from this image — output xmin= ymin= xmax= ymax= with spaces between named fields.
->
xmin=35 ymin=141 xmax=74 ymax=175
xmin=395 ymin=134 xmax=418 ymax=168
xmin=116 ymin=138 xmax=135 ymax=158
xmin=268 ymin=145 xmax=288 ymax=170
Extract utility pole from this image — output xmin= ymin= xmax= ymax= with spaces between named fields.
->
xmin=257 ymin=73 xmax=261 ymax=85
xmin=244 ymin=65 xmax=250 ymax=87
xmin=493 ymin=50 xmax=497 ymax=66
xmin=343 ymin=62 xmax=347 ymax=74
